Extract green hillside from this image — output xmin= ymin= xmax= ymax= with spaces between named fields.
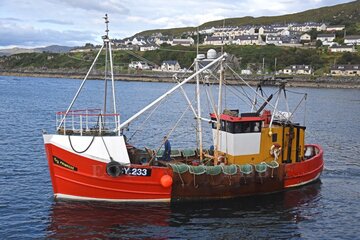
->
xmin=200 ymin=1 xmax=360 ymax=28
xmin=1 ymin=45 xmax=359 ymax=76
xmin=136 ymin=27 xmax=195 ymax=38
xmin=135 ymin=0 xmax=360 ymax=37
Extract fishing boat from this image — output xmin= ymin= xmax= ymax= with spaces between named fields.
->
xmin=43 ymin=15 xmax=324 ymax=202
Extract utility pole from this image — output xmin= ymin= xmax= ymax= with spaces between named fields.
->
xmin=274 ymin=58 xmax=277 ymax=75
xmin=262 ymin=57 xmax=265 ymax=74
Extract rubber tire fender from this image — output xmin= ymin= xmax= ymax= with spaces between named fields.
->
xmin=106 ymin=161 xmax=123 ymax=177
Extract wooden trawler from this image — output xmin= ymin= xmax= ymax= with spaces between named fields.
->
xmin=43 ymin=15 xmax=324 ymax=202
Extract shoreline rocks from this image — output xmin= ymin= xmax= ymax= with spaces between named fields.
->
xmin=0 ymin=70 xmax=359 ymax=89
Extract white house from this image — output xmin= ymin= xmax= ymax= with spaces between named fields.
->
xmin=199 ymin=27 xmax=216 ymax=34
xmin=232 ymin=35 xmax=262 ymax=45
xmin=282 ymin=65 xmax=313 ymax=75
xmin=128 ymin=61 xmax=151 ymax=70
xmin=139 ymin=44 xmax=159 ymax=52
xmin=326 ymin=25 xmax=345 ymax=31
xmin=330 ymin=65 xmax=360 ymax=76
xmin=131 ymin=37 xmax=146 ymax=46
xmin=171 ymin=38 xmax=194 ymax=46
xmin=213 ymin=30 xmax=225 ymax=37
xmin=243 ymin=26 xmax=257 ymax=35
xmin=272 ymin=24 xmax=289 ymax=31
xmin=266 ymin=35 xmax=282 ymax=45
xmin=278 ymin=29 xmax=291 ymax=36
xmin=290 ymin=22 xmax=327 ymax=32
xmin=229 ymin=26 xmax=256 ymax=36
xmin=280 ymin=36 xmax=302 ymax=47
xmin=161 ymin=60 xmax=181 ymax=72
xmin=344 ymin=35 xmax=360 ymax=45
xmin=329 ymin=45 xmax=356 ymax=53
xmin=154 ymin=37 xmax=172 ymax=46
xmin=300 ymin=33 xmax=311 ymax=42
xmin=204 ymin=36 xmax=228 ymax=45
xmin=241 ymin=69 xmax=252 ymax=75
xmin=316 ymin=34 xmax=336 ymax=45
xmin=259 ymin=26 xmax=277 ymax=35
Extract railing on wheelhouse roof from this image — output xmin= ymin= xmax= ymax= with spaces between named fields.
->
xmin=56 ymin=109 xmax=120 ymax=136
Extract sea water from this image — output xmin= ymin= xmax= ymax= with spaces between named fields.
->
xmin=0 ymin=76 xmax=359 ymax=239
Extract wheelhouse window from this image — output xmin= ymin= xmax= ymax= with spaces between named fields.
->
xmin=211 ymin=118 xmax=216 ymax=129
xmin=234 ymin=121 xmax=262 ymax=133
xmin=211 ymin=119 xmax=262 ymax=134
xmin=221 ymin=120 xmax=226 ymax=131
xmin=226 ymin=121 xmax=234 ymax=133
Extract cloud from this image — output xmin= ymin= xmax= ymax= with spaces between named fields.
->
xmin=0 ymin=0 xmax=355 ymax=47
xmin=55 ymin=0 xmax=130 ymax=15
xmin=37 ymin=19 xmax=74 ymax=25
xmin=0 ymin=17 xmax=23 ymax=22
xmin=0 ymin=22 xmax=95 ymax=47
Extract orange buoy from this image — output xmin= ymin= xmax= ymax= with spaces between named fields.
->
xmin=160 ymin=175 xmax=173 ymax=188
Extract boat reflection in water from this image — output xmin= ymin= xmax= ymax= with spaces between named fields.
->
xmin=47 ymin=181 xmax=321 ymax=239
xmin=47 ymin=201 xmax=171 ymax=239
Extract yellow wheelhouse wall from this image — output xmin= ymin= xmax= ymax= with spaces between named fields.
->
xmin=220 ymin=125 xmax=305 ymax=165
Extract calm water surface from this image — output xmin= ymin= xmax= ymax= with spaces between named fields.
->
xmin=0 ymin=76 xmax=359 ymax=239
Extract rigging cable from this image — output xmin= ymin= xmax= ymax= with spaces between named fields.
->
xmin=127 ymin=96 xmax=168 ymax=142
xmin=148 ymin=103 xmax=191 ymax=165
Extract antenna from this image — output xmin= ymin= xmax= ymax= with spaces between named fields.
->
xmin=104 ymin=13 xmax=109 ymax=37
xmin=196 ymin=27 xmax=199 ymax=56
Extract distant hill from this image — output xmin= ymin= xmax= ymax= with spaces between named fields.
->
xmin=135 ymin=0 xmax=360 ymax=37
xmin=34 ymin=45 xmax=74 ymax=53
xmin=0 ymin=45 xmax=74 ymax=56
xmin=0 ymin=48 xmax=35 ymax=56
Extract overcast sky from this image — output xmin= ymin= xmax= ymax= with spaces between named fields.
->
xmin=0 ymin=0 xmax=353 ymax=48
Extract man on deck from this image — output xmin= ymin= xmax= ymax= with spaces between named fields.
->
xmin=162 ymin=136 xmax=171 ymax=161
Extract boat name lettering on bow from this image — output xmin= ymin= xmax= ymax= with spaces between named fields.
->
xmin=53 ymin=156 xmax=78 ymax=171
xmin=122 ymin=167 xmax=151 ymax=176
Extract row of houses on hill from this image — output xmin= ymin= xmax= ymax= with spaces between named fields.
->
xmin=71 ymin=21 xmax=359 ymax=53
xmin=110 ymin=22 xmax=357 ymax=50
xmin=280 ymin=64 xmax=360 ymax=76
xmin=113 ymin=37 xmax=194 ymax=51
xmin=315 ymin=33 xmax=360 ymax=46
xmin=128 ymin=61 xmax=360 ymax=77
xmin=199 ymin=22 xmax=342 ymax=36
xmin=200 ymin=22 xmax=359 ymax=48
xmin=128 ymin=60 xmax=182 ymax=72
xmin=241 ymin=64 xmax=360 ymax=76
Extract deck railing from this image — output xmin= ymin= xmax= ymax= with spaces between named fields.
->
xmin=56 ymin=109 xmax=120 ymax=136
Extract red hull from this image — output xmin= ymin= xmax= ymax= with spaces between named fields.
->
xmin=284 ymin=144 xmax=324 ymax=188
xmin=44 ymin=143 xmax=172 ymax=202
xmin=44 ymin=142 xmax=324 ymax=202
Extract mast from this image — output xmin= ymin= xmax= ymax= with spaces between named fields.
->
xmin=196 ymin=28 xmax=203 ymax=161
xmin=57 ymin=14 xmax=119 ymax=133
xmin=102 ymin=14 xmax=119 ymax=133
xmin=213 ymin=33 xmax=226 ymax=164
xmin=214 ymin=55 xmax=224 ymax=165
xmin=103 ymin=14 xmax=109 ymax=115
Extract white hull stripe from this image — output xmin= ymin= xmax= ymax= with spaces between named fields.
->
xmin=285 ymin=172 xmax=321 ymax=188
xmin=55 ymin=193 xmax=171 ymax=203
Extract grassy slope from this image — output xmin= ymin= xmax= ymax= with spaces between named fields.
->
xmin=1 ymin=45 xmax=359 ymax=75
xmin=200 ymin=1 xmax=360 ymax=28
